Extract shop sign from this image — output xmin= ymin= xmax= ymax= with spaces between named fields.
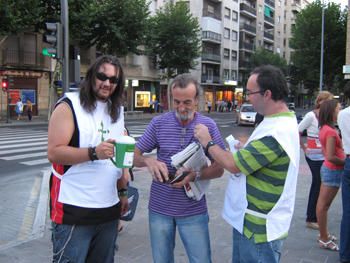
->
xmin=0 ymin=70 xmax=42 ymax=78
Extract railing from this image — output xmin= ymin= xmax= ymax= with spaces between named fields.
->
xmin=265 ymin=0 xmax=275 ymax=8
xmin=202 ymin=31 xmax=221 ymax=42
xmin=264 ymin=32 xmax=274 ymax=40
xmin=202 ymin=53 xmax=221 ymax=63
xmin=202 ymin=9 xmax=222 ymax=21
xmin=240 ymin=23 xmax=256 ymax=34
xmin=2 ymin=50 xmax=50 ymax=69
xmin=264 ymin=16 xmax=274 ymax=24
xmin=239 ymin=60 xmax=251 ymax=68
xmin=240 ymin=3 xmax=257 ymax=16
xmin=239 ymin=42 xmax=254 ymax=51
xmin=201 ymin=75 xmax=221 ymax=84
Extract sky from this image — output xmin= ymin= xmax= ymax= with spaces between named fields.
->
xmin=311 ymin=0 xmax=348 ymax=9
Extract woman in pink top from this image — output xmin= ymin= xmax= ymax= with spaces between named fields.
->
xmin=317 ymin=99 xmax=344 ymax=251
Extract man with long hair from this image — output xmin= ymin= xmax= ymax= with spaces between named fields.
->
xmin=47 ymin=55 xmax=129 ymax=263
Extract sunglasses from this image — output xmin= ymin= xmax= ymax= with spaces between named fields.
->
xmin=96 ymin=72 xmax=119 ymax=84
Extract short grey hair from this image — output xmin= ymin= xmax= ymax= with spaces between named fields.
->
xmin=169 ymin=73 xmax=203 ymax=98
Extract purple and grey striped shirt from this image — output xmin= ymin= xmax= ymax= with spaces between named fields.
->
xmin=136 ymin=111 xmax=225 ymax=218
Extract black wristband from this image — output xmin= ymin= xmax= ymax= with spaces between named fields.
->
xmin=88 ymin=146 xmax=99 ymax=161
xmin=118 ymin=188 xmax=128 ymax=192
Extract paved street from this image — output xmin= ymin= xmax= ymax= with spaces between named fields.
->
xmin=0 ymin=110 xmax=344 ymax=262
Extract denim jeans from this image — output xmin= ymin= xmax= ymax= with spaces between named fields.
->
xmin=232 ymin=228 xmax=285 ymax=263
xmin=321 ymin=165 xmax=343 ymax=187
xmin=149 ymin=210 xmax=211 ymax=263
xmin=340 ymin=158 xmax=350 ymax=262
xmin=305 ymin=156 xmax=323 ymax=222
xmin=51 ymin=219 xmax=119 ymax=263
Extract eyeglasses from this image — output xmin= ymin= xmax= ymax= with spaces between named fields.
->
xmin=246 ymin=90 xmax=263 ymax=96
xmin=96 ymin=72 xmax=119 ymax=84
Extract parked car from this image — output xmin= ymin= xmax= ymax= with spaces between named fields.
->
xmin=235 ymin=104 xmax=257 ymax=126
xmin=288 ymin=103 xmax=296 ymax=111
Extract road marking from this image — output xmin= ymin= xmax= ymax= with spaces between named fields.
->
xmin=0 ymin=141 xmax=47 ymax=150
xmin=0 ymin=137 xmax=47 ymax=145
xmin=0 ymin=152 xmax=47 ymax=160
xmin=17 ymin=178 xmax=41 ymax=240
xmin=0 ymin=146 xmax=47 ymax=155
xmin=20 ymin=158 xmax=50 ymax=166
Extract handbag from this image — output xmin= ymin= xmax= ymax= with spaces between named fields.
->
xmin=120 ymin=185 xmax=139 ymax=221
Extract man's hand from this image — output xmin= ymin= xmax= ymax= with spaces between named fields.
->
xmin=171 ymin=169 xmax=196 ymax=188
xmin=119 ymin=196 xmax=130 ymax=216
xmin=144 ymin=157 xmax=169 ymax=182
xmin=194 ymin=124 xmax=212 ymax=147
xmin=95 ymin=138 xmax=116 ymax=159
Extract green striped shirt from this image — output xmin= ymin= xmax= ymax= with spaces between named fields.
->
xmin=232 ymin=136 xmax=290 ymax=243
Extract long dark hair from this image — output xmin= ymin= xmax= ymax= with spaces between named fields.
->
xmin=319 ymin=99 xmax=339 ymax=129
xmin=79 ymin=55 xmax=125 ymax=123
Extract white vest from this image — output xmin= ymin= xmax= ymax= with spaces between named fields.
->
xmin=222 ymin=114 xmax=300 ymax=242
xmin=53 ymin=92 xmax=124 ymax=208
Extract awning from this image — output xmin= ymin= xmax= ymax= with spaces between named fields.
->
xmin=264 ymin=6 xmax=274 ymax=18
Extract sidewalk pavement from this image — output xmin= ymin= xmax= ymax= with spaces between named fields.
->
xmin=0 ymin=110 xmax=344 ymax=263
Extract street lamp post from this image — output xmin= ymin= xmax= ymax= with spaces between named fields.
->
xmin=253 ymin=28 xmax=274 ymax=52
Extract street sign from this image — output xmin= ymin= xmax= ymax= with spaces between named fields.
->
xmin=343 ymin=65 xmax=350 ymax=74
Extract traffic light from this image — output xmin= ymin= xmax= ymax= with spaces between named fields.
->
xmin=42 ymin=22 xmax=62 ymax=59
xmin=2 ymin=79 xmax=8 ymax=91
xmin=7 ymin=75 xmax=14 ymax=87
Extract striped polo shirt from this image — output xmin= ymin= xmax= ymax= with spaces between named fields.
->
xmin=136 ymin=111 xmax=225 ymax=218
xmin=233 ymin=136 xmax=290 ymax=243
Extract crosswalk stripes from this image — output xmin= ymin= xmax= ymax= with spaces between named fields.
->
xmin=0 ymin=126 xmax=152 ymax=166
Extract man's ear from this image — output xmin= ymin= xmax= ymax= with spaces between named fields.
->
xmin=264 ymin=90 xmax=272 ymax=100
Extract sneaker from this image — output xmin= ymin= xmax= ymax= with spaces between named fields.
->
xmin=306 ymin=221 xmax=319 ymax=230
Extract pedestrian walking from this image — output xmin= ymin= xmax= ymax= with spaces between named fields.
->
xmin=207 ymin=100 xmax=212 ymax=113
xmin=15 ymin=98 xmax=23 ymax=120
xmin=26 ymin=98 xmax=33 ymax=121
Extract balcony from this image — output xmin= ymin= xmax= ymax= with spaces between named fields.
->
xmin=240 ymin=3 xmax=257 ymax=18
xmin=240 ymin=23 xmax=256 ymax=35
xmin=2 ymin=50 xmax=50 ymax=69
xmin=239 ymin=60 xmax=251 ymax=68
xmin=264 ymin=16 xmax=274 ymax=25
xmin=291 ymin=3 xmax=301 ymax=13
xmin=239 ymin=42 xmax=254 ymax=51
xmin=201 ymin=75 xmax=221 ymax=84
xmin=202 ymin=9 xmax=221 ymax=21
xmin=265 ymin=0 xmax=275 ymax=9
xmin=202 ymin=31 xmax=221 ymax=43
xmin=264 ymin=31 xmax=274 ymax=41
xmin=202 ymin=53 xmax=221 ymax=63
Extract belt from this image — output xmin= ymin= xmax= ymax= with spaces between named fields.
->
xmin=346 ymin=154 xmax=350 ymax=159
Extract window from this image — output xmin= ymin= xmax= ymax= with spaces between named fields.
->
xmin=224 ymin=69 xmax=229 ymax=79
xmin=233 ymin=0 xmax=238 ymax=2
xmin=232 ymin=11 xmax=238 ymax=21
xmin=225 ymin=7 xmax=230 ymax=19
xmin=277 ymin=31 xmax=281 ymax=39
xmin=224 ymin=28 xmax=230 ymax=39
xmin=224 ymin=49 xmax=230 ymax=59
xmin=149 ymin=54 xmax=156 ymax=69
xmin=231 ymin=70 xmax=237 ymax=80
xmin=283 ymin=38 xmax=286 ymax=47
xmin=258 ymin=23 xmax=262 ymax=31
xmin=278 ymin=16 xmax=281 ymax=23
xmin=208 ymin=5 xmax=214 ymax=13
xmin=231 ymin=50 xmax=237 ymax=61
xmin=259 ymin=5 xmax=262 ymax=13
xmin=232 ymin=30 xmax=238 ymax=41
xmin=283 ymin=24 xmax=287 ymax=33
xmin=277 ymin=47 xmax=281 ymax=53
xmin=278 ymin=0 xmax=281 ymax=7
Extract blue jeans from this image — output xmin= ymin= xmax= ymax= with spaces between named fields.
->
xmin=321 ymin=165 xmax=343 ymax=187
xmin=340 ymin=158 xmax=350 ymax=262
xmin=232 ymin=228 xmax=285 ymax=263
xmin=149 ymin=210 xmax=211 ymax=263
xmin=51 ymin=219 xmax=119 ymax=263
xmin=305 ymin=156 xmax=322 ymax=222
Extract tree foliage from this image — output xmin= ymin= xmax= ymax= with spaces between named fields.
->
xmin=147 ymin=0 xmax=201 ymax=79
xmin=289 ymin=0 xmax=347 ymax=95
xmin=249 ymin=47 xmax=287 ymax=74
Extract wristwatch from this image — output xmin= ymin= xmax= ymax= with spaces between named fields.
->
xmin=194 ymin=171 xmax=201 ymax=182
xmin=205 ymin=141 xmax=216 ymax=155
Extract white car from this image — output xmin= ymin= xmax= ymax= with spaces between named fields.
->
xmin=235 ymin=104 xmax=257 ymax=126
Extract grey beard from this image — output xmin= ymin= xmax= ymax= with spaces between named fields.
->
xmin=176 ymin=110 xmax=194 ymax=120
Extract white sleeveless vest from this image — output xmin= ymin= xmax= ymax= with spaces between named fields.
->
xmin=222 ymin=114 xmax=300 ymax=242
xmin=53 ymin=92 xmax=124 ymax=208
